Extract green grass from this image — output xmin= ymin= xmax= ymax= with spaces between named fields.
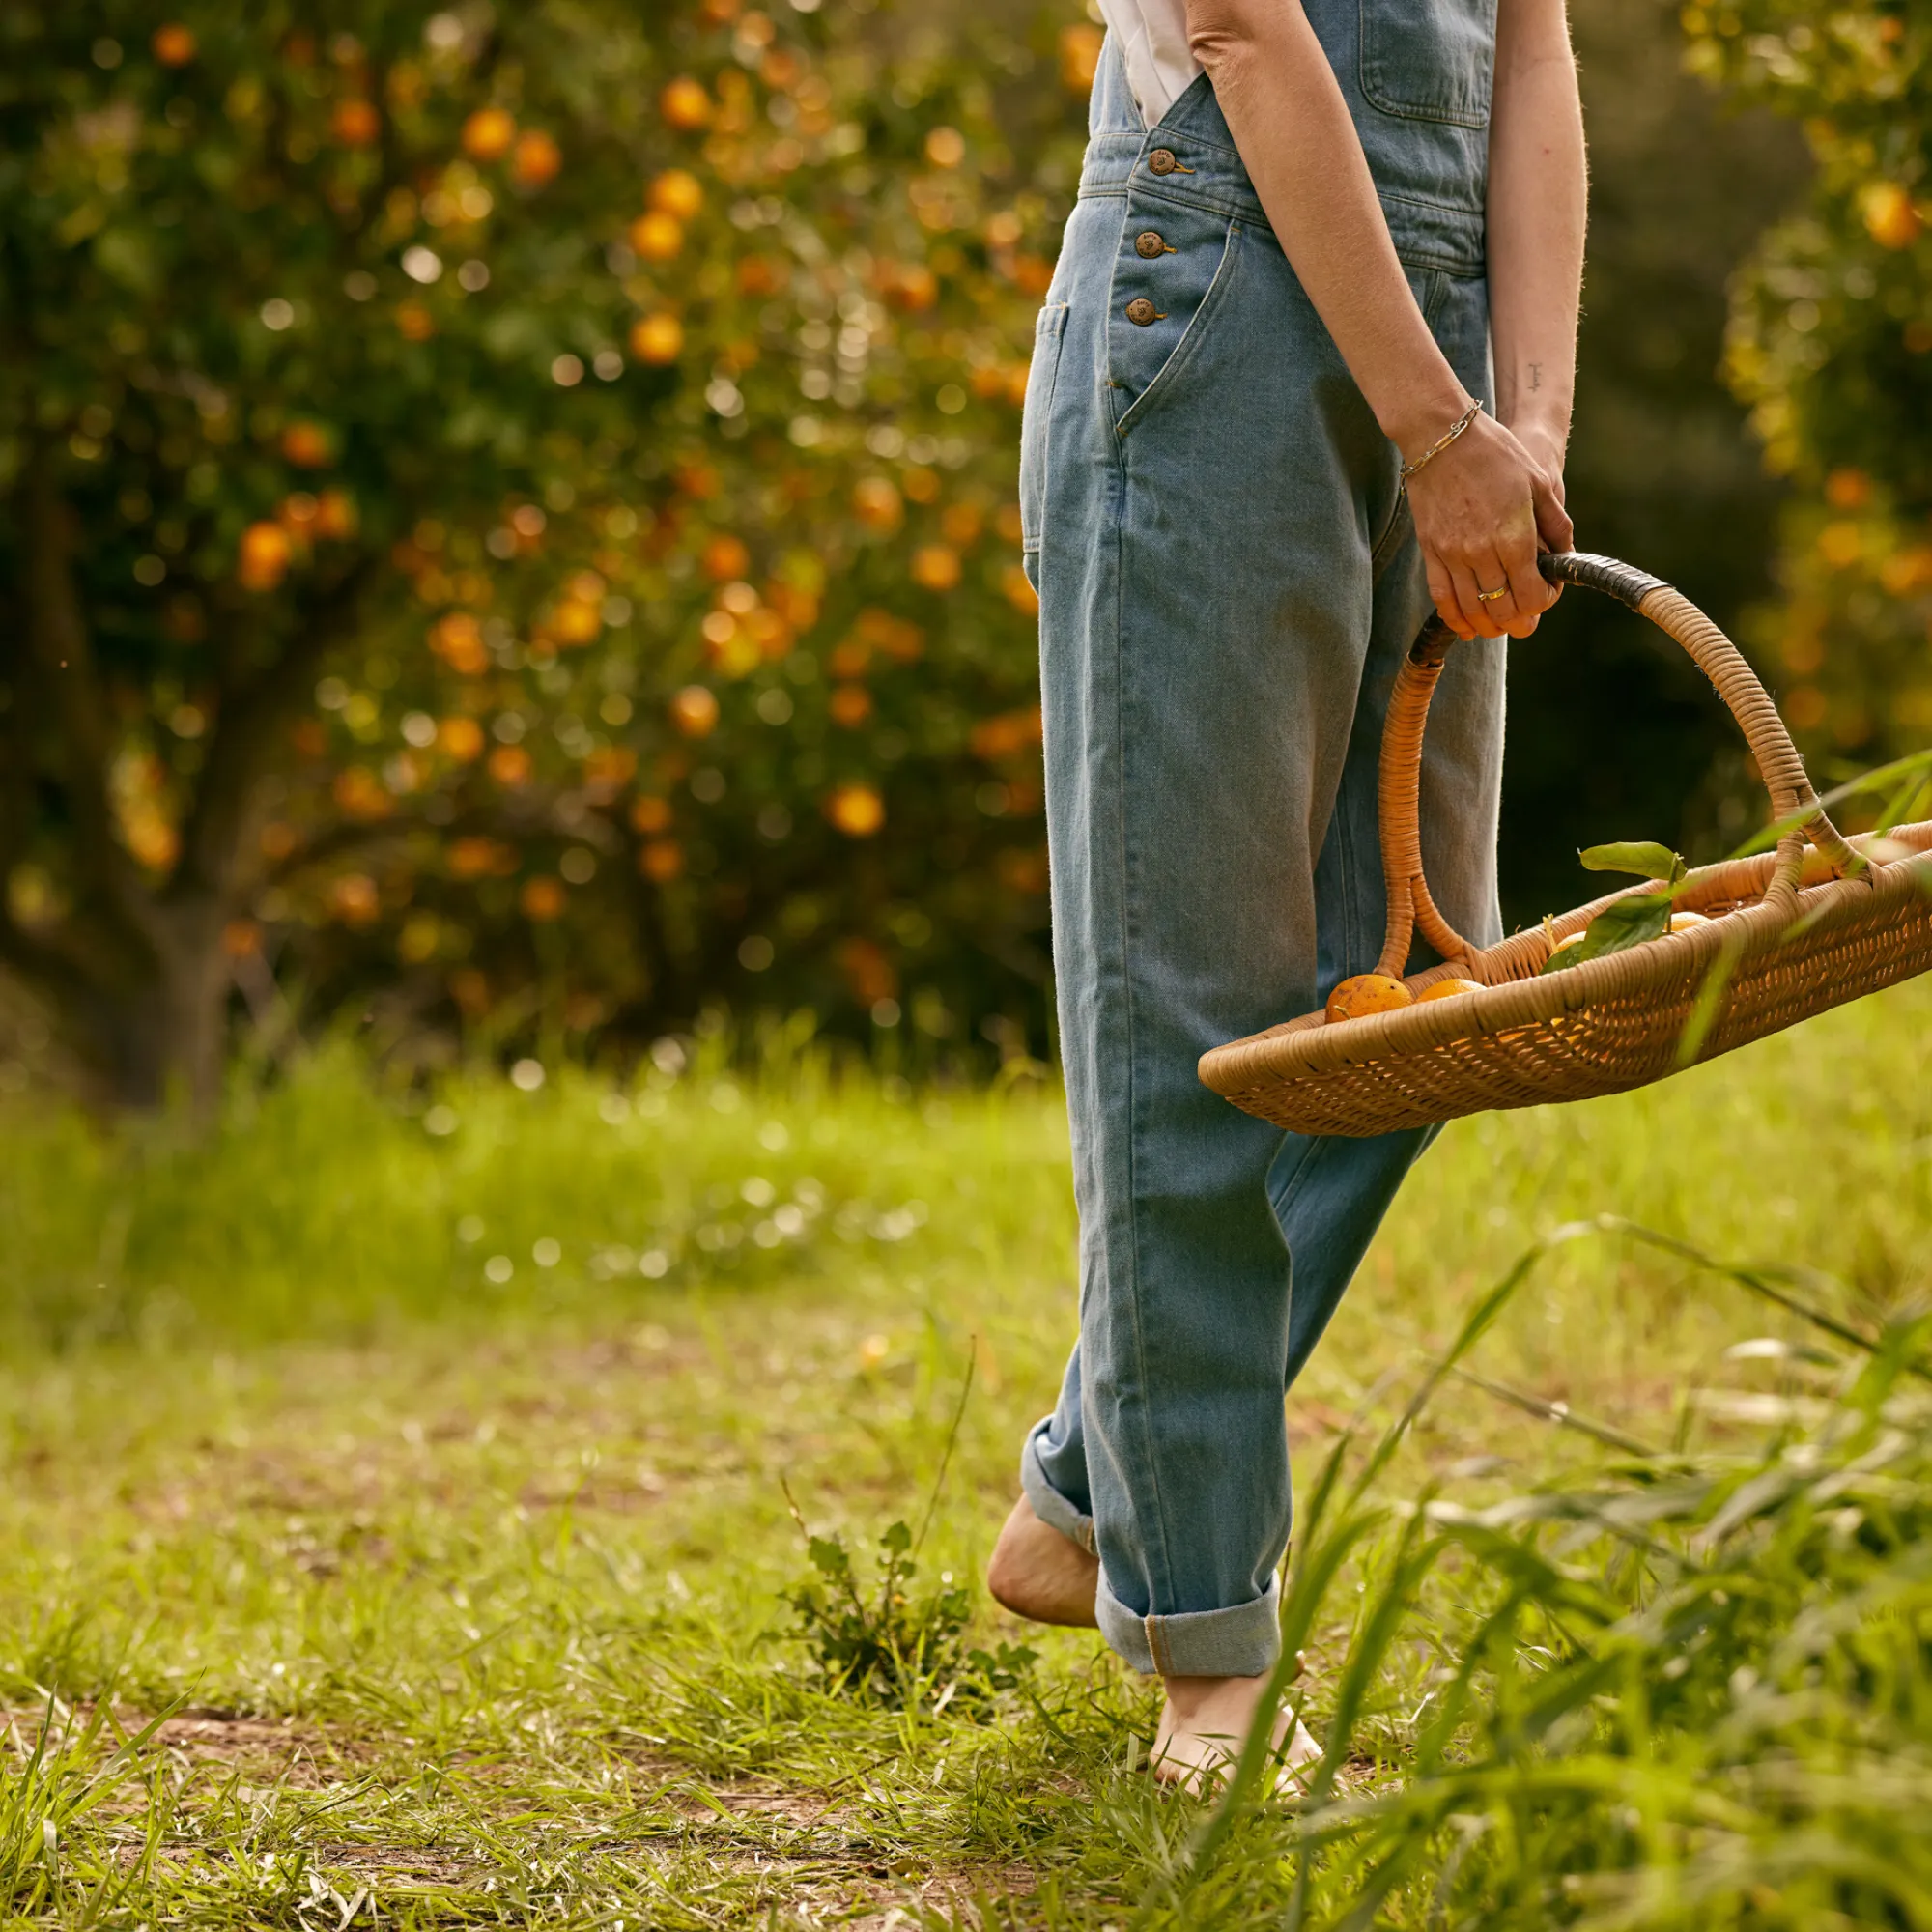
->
xmin=4 ymin=984 xmax=1932 ymax=1927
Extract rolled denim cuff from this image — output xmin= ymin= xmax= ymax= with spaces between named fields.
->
xmin=1019 ymin=1418 xmax=1097 ymax=1556
xmin=1095 ymin=1571 xmax=1282 ymax=1680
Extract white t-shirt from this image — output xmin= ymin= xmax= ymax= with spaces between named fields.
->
xmin=1095 ymin=0 xmax=1201 ymax=126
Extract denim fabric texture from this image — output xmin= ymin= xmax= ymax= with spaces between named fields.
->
xmin=1018 ymin=21 xmax=1506 ymax=1679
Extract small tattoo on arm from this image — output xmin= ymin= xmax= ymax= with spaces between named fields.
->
xmin=1528 ymin=361 xmax=1544 ymax=392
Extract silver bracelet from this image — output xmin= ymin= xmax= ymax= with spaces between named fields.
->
xmin=1398 ymin=399 xmax=1483 ymax=488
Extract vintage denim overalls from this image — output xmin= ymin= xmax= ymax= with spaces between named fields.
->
xmin=1018 ymin=12 xmax=1506 ymax=1677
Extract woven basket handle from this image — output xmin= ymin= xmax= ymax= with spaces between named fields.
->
xmin=1375 ymin=550 xmax=1862 ymax=980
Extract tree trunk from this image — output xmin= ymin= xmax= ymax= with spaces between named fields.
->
xmin=5 ymin=450 xmax=242 ymax=1115
xmin=76 ymin=899 xmax=233 ymax=1112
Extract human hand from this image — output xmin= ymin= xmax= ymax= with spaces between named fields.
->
xmin=1405 ymin=410 xmax=1574 ymax=641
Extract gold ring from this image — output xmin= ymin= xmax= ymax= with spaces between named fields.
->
xmin=1476 ymin=585 xmax=1508 ymax=603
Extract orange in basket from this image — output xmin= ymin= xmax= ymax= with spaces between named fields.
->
xmin=1200 ymin=552 xmax=1932 ymax=1137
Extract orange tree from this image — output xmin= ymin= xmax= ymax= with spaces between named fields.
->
xmin=1689 ymin=1 xmax=1932 ymax=777
xmin=0 ymin=0 xmax=1098 ymax=1104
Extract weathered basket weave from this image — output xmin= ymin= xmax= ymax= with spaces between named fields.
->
xmin=1201 ymin=551 xmax=1932 ymax=1138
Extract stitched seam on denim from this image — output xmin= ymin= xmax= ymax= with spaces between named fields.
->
xmin=1084 ymin=123 xmax=1250 ymax=165
xmin=1147 ymin=124 xmax=1243 ymax=163
xmin=1272 ymin=1133 xmax=1342 ymax=1260
xmin=1114 ymin=221 xmax=1245 ymax=442
xmin=1021 ymin=303 xmax=1071 ymax=556
xmin=1101 ymin=202 xmax=1131 ymax=433
xmin=1392 ymin=244 xmax=1485 ymax=277
xmin=1359 ymin=89 xmax=1492 ymax=131
xmin=1104 ymin=368 xmax=1175 ymax=1634
xmin=1080 ymin=178 xmax=1487 ymax=224
xmin=1368 ymin=492 xmax=1412 ymax=573
xmin=1079 ymin=181 xmax=1264 ymax=228
xmin=1379 ymin=186 xmax=1487 ymax=223
xmin=1146 ymin=1614 xmax=1171 ymax=1676
xmin=1357 ymin=0 xmax=1494 ymax=131
xmin=1080 ymin=184 xmax=1484 ymax=275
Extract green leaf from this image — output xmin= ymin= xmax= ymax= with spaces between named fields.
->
xmin=808 ymin=1535 xmax=851 ymax=1582
xmin=1541 ymin=892 xmax=1673 ymax=974
xmin=1579 ymin=841 xmax=1687 ymax=884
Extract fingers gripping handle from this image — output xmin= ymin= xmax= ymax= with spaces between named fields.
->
xmin=1374 ymin=553 xmax=1860 ymax=981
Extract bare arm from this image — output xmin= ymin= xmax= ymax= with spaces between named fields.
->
xmin=1487 ymin=0 xmax=1587 ymax=482
xmin=1184 ymin=0 xmax=1584 ymax=639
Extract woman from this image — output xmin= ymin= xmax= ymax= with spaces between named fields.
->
xmin=986 ymin=0 xmax=1585 ymax=1785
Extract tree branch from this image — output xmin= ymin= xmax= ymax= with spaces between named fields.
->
xmin=170 ymin=555 xmax=380 ymax=911
xmin=257 ymin=812 xmax=408 ymax=892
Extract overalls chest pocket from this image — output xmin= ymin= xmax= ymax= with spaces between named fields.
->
xmin=1359 ymin=0 xmax=1498 ymax=128
xmin=1105 ymin=192 xmax=1244 ymax=440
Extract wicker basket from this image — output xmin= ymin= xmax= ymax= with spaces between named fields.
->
xmin=1200 ymin=551 xmax=1932 ymax=1138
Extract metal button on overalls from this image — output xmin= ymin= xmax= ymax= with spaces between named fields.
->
xmin=1147 ymin=149 xmax=1180 ymax=176
xmin=1134 ymin=231 xmax=1171 ymax=259
xmin=1124 ymin=298 xmax=1162 ymax=327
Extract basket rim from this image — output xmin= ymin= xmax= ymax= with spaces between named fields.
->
xmin=1200 ymin=823 xmax=1932 ymax=1098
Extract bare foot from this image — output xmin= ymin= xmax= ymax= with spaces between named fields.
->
xmin=1151 ymin=1668 xmax=1322 ymax=1798
xmin=985 ymin=1496 xmax=1100 ymax=1627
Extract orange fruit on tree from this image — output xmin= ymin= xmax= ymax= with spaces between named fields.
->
xmin=438 ymin=717 xmax=485 ymax=761
xmin=649 ymin=169 xmax=704 ymax=219
xmin=1324 ymin=973 xmax=1414 ymax=1023
xmin=1002 ymin=565 xmax=1040 ymax=615
xmin=829 ymin=684 xmax=873 ymax=728
xmin=887 ymin=263 xmax=938 ymax=311
xmin=1419 ymin=977 xmax=1485 ymax=1002
xmin=280 ymin=420 xmax=331 ymax=468
xmin=511 ymin=129 xmax=561 ymax=187
xmin=487 ymin=744 xmax=532 ymax=787
xmin=630 ymin=313 xmax=683 ymax=365
xmin=661 ymin=77 xmax=712 ymax=131
xmin=551 ymin=598 xmax=601 ymax=647
xmin=330 ymin=874 xmax=381 ymax=926
xmin=1861 ymin=181 xmax=1921 ymax=251
xmin=910 ymin=544 xmax=963 ymax=593
xmin=330 ymin=98 xmax=381 ymax=147
xmin=701 ymin=533 xmax=752 ymax=582
xmin=827 ymin=783 xmax=885 ymax=838
xmin=640 ymin=838 xmax=685 ymax=883
xmin=1059 ymin=23 xmax=1104 ymax=92
xmin=670 ymin=685 xmax=720 ymax=738
xmin=313 ymin=489 xmax=357 ymax=539
xmin=462 ymin=107 xmax=517 ymax=161
xmin=629 ymin=212 xmax=684 ymax=262
xmin=852 ymin=476 xmax=903 ymax=533
xmin=238 ymin=521 xmax=292 ymax=590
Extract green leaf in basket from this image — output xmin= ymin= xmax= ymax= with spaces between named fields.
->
xmin=1540 ymin=891 xmax=1673 ymax=974
xmin=1578 ymin=841 xmax=1688 ymax=885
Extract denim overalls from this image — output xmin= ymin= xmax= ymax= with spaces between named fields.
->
xmin=1018 ymin=14 xmax=1506 ymax=1678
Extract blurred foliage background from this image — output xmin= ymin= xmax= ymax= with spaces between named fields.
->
xmin=0 ymin=0 xmax=1924 ymax=1107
